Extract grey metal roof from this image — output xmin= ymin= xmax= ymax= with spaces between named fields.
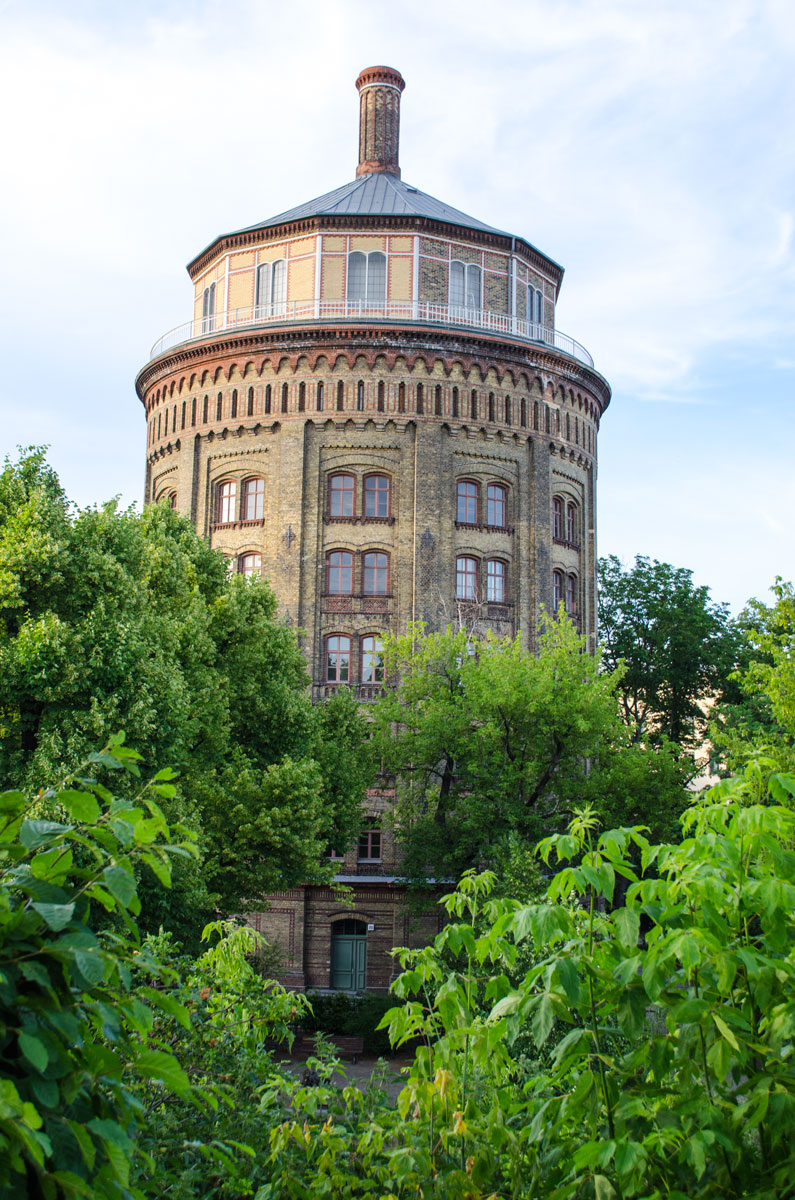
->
xmin=236 ymin=172 xmax=511 ymax=237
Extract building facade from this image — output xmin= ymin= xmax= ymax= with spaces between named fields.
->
xmin=136 ymin=66 xmax=610 ymax=990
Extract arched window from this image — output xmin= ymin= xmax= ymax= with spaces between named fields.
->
xmin=363 ymin=552 xmax=388 ymax=595
xmin=325 ymin=635 xmax=350 ymax=683
xmin=202 ymin=282 xmax=215 ymax=333
xmin=168 ymin=491 xmax=177 ymax=510
xmin=247 ymin=387 xmax=255 ymax=416
xmin=456 ymin=556 xmax=479 ymax=600
xmin=449 ymin=261 xmax=482 ymax=310
xmin=337 ymin=380 xmax=345 ymax=411
xmin=216 ymin=480 xmax=236 ymax=524
xmin=486 ymin=484 xmax=506 ymax=528
xmin=566 ymin=573 xmax=578 ymax=615
xmin=398 ymin=382 xmax=405 ymax=413
xmin=230 ymin=389 xmax=238 ymax=419
xmin=505 ymin=396 xmax=512 ymax=426
xmin=157 ymin=413 xmax=162 ymax=439
xmin=346 ymin=251 xmax=386 ymax=303
xmin=357 ymin=380 xmax=365 ymax=411
xmin=553 ymin=570 xmax=564 ymax=610
xmin=358 ymin=821 xmax=381 ymax=862
xmin=457 ymin=480 xmax=479 ymax=525
xmin=241 ymin=477 xmax=265 ymax=521
xmin=191 ymin=397 xmax=196 ymax=426
xmin=264 ymin=384 xmax=272 ymax=414
xmin=533 ymin=399 xmax=539 ymax=430
xmin=566 ymin=502 xmax=577 ymax=545
xmin=181 ymin=400 xmax=186 ymax=429
xmin=434 ymin=385 xmax=442 ymax=416
xmin=327 ymin=551 xmax=353 ymax=594
xmin=172 ymin=404 xmax=177 ymax=430
xmin=553 ymin=497 xmax=564 ymax=541
xmin=520 ymin=397 xmax=527 ymax=427
xmin=416 ymin=382 xmax=424 ymax=414
xmin=470 ymin=389 xmax=478 ymax=420
xmin=216 ymin=393 xmax=222 ymax=421
xmin=377 ymin=380 xmax=385 ymax=412
xmin=328 ymin=473 xmax=355 ymax=517
xmin=239 ymin=553 xmax=262 ymax=578
xmin=364 ymin=474 xmax=390 ymax=518
xmin=316 ymin=381 xmax=324 ymax=412
xmin=452 ymin=387 xmax=459 ymax=418
xmin=298 ymin=382 xmax=306 ymax=412
xmin=281 ymin=383 xmax=288 ymax=413
xmin=361 ymin=635 xmax=384 ymax=683
xmin=486 ymin=559 xmax=506 ymax=602
xmin=256 ymin=260 xmax=287 ymax=315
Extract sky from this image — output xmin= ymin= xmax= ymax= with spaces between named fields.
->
xmin=0 ymin=0 xmax=792 ymax=614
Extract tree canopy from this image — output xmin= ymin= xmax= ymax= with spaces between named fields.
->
xmin=0 ymin=449 xmax=372 ymax=940
xmin=597 ymin=554 xmax=738 ymax=748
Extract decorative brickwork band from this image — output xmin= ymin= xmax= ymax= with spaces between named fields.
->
xmin=355 ymin=65 xmax=405 ymax=179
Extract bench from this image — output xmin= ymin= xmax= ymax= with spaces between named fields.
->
xmin=303 ymin=1034 xmax=365 ymax=1063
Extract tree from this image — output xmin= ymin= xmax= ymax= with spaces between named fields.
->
xmin=597 ymin=554 xmax=738 ymax=748
xmin=0 ymin=449 xmax=372 ymax=939
xmin=371 ymin=617 xmax=689 ymax=887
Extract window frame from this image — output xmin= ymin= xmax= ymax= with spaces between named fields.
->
xmin=486 ymin=558 xmax=507 ymax=603
xmin=360 ymin=635 xmax=385 ymax=684
xmin=449 ymin=260 xmax=482 ymax=310
xmin=456 ymin=555 xmax=480 ymax=601
xmin=326 ymin=550 xmax=354 ymax=595
xmin=486 ymin=483 xmax=507 ymax=528
xmin=325 ymin=634 xmax=351 ymax=684
xmin=553 ymin=496 xmax=564 ymax=541
xmin=328 ymin=473 xmax=356 ymax=518
xmin=215 ymin=479 xmax=237 ymax=525
xmin=362 ymin=551 xmax=389 ymax=596
xmin=456 ymin=480 xmax=479 ymax=525
xmin=238 ymin=552 xmax=262 ymax=578
xmin=241 ymin=476 xmax=265 ymax=522
xmin=357 ymin=822 xmax=382 ymax=863
xmin=363 ymin=473 xmax=390 ymax=519
xmin=346 ymin=250 xmax=387 ymax=304
xmin=553 ymin=569 xmax=564 ymax=610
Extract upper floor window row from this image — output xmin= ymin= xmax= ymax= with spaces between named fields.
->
xmin=456 ymin=480 xmax=509 ymax=528
xmin=256 ymin=260 xmax=287 ymax=314
xmin=527 ymin=287 xmax=543 ymax=326
xmin=214 ymin=476 xmax=265 ymax=525
xmin=455 ymin=555 xmax=509 ymax=603
xmin=328 ymin=472 xmax=391 ymax=519
xmin=553 ymin=570 xmax=579 ymax=616
xmin=346 ymin=251 xmax=386 ymax=303
xmin=552 ymin=497 xmax=579 ymax=546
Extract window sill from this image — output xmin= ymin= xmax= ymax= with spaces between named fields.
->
xmin=455 ymin=521 xmax=514 ymax=534
xmin=211 ymin=519 xmax=265 ymax=531
xmin=552 ymin=537 xmax=581 ymax=550
xmin=324 ymin=514 xmax=395 ymax=525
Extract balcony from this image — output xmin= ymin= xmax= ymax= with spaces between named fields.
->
xmin=148 ymin=300 xmax=594 ymax=367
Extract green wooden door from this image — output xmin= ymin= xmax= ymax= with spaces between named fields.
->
xmin=331 ymin=920 xmax=367 ymax=990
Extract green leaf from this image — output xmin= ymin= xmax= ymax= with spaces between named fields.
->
xmin=102 ymin=865 xmax=137 ymax=907
xmin=0 ymin=790 xmax=25 ymax=814
xmin=31 ymin=1077 xmax=59 ymax=1109
xmin=18 ymin=1031 xmax=49 ymax=1072
xmin=31 ymin=901 xmax=75 ymax=931
xmin=141 ymin=851 xmax=171 ymax=887
xmin=65 ymin=1119 xmax=96 ymax=1170
xmin=134 ymin=1049 xmax=191 ymax=1094
xmin=713 ymin=1011 xmax=740 ymax=1051
xmin=555 ymin=956 xmax=580 ymax=1004
xmin=20 ymin=819 xmax=73 ymax=849
xmin=613 ymin=907 xmax=640 ymax=949
xmin=594 ymin=1174 xmax=617 ymax=1199
xmin=74 ymin=949 xmax=106 ymax=986
xmin=58 ymin=789 xmax=100 ymax=824
xmin=531 ymin=993 xmax=556 ymax=1047
xmin=489 ymin=991 xmax=522 ymax=1021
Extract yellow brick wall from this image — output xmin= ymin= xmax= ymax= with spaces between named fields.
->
xmin=289 ymin=237 xmax=316 ymax=259
xmin=350 ymin=235 xmax=387 ymax=252
xmin=388 ymin=256 xmax=412 ymax=300
xmin=321 ymin=255 xmax=345 ymax=299
xmin=228 ymin=271 xmax=254 ymax=310
xmin=389 ymin=236 xmax=413 ymax=253
xmin=288 ymin=255 xmax=315 ymax=302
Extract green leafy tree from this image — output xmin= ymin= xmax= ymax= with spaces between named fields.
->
xmin=0 ymin=449 xmax=372 ymax=939
xmin=371 ymin=617 xmax=689 ymax=887
xmin=597 ymin=555 xmax=738 ymax=748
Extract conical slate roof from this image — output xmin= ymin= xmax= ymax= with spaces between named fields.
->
xmin=235 ymin=172 xmax=510 ymax=238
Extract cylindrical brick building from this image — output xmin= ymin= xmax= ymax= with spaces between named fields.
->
xmin=136 ymin=67 xmax=611 ymax=989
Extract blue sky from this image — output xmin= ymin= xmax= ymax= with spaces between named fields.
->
xmin=0 ymin=0 xmax=792 ymax=613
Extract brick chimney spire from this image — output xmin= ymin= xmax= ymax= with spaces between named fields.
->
xmin=355 ymin=65 xmax=406 ymax=179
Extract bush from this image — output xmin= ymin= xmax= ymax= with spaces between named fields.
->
xmin=304 ymin=991 xmax=403 ymax=1055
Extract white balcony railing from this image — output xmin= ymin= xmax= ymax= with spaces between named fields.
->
xmin=148 ymin=300 xmax=594 ymax=367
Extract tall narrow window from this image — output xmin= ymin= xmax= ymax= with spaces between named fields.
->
xmin=471 ymin=389 xmax=478 ymax=420
xmin=449 ymin=262 xmax=482 ymax=309
xmin=173 ymin=405 xmax=177 ymax=431
xmin=398 ymin=381 xmax=405 ymax=412
xmin=241 ymin=477 xmax=265 ymax=521
xmin=566 ymin=574 xmax=578 ymax=615
xmin=566 ymin=502 xmax=577 ymax=544
xmin=298 ymin=382 xmax=306 ymax=412
xmin=326 ymin=635 xmax=350 ymax=683
xmin=487 ymin=559 xmax=506 ymax=602
xmin=416 ymin=383 xmax=424 ymax=414
xmin=533 ymin=399 xmax=539 ymax=430
xmin=434 ymin=385 xmax=442 ymax=415
xmin=327 ymin=551 xmax=354 ymax=594
xmin=264 ymin=384 xmax=272 ymax=414
xmin=329 ymin=473 xmax=355 ymax=517
xmin=364 ymin=474 xmax=389 ymax=518
xmin=357 ymin=822 xmax=381 ymax=861
xmin=231 ymin=389 xmax=237 ymax=419
xmin=216 ymin=480 xmax=236 ymax=524
xmin=337 ymin=381 xmax=345 ymax=411
xmin=357 ymin=381 xmax=365 ymax=411
xmin=202 ymin=282 xmax=216 ymax=333
xmin=536 ymin=289 xmax=543 ymax=325
xmin=361 ymin=636 xmax=384 ymax=683
xmin=281 ymin=383 xmax=288 ymax=413
xmin=181 ymin=401 xmax=186 ymax=429
xmin=377 ymin=381 xmax=385 ymax=412
xmin=520 ymin=397 xmax=527 ymax=427
xmin=247 ymin=387 xmax=254 ymax=416
xmin=191 ymin=397 xmax=196 ymax=426
xmin=553 ymin=570 xmax=564 ymax=609
xmin=486 ymin=484 xmax=506 ymax=528
xmin=363 ymin=552 xmax=388 ymax=595
xmin=457 ymin=480 xmax=479 ymax=524
xmin=346 ymin=251 xmax=386 ymax=303
xmin=452 ymin=387 xmax=459 ymax=418
xmin=505 ymin=396 xmax=512 ymax=426
xmin=216 ymin=393 xmax=222 ymax=421
xmin=168 ymin=491 xmax=177 ymax=510
xmin=553 ymin=497 xmax=563 ymax=540
xmin=239 ymin=553 xmax=262 ymax=578
xmin=456 ymin=556 xmax=479 ymax=600
xmin=316 ymin=381 xmax=324 ymax=412
xmin=157 ymin=412 xmax=162 ymax=439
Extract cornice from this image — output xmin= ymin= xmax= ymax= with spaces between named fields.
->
xmin=137 ymin=322 xmax=611 ymax=412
